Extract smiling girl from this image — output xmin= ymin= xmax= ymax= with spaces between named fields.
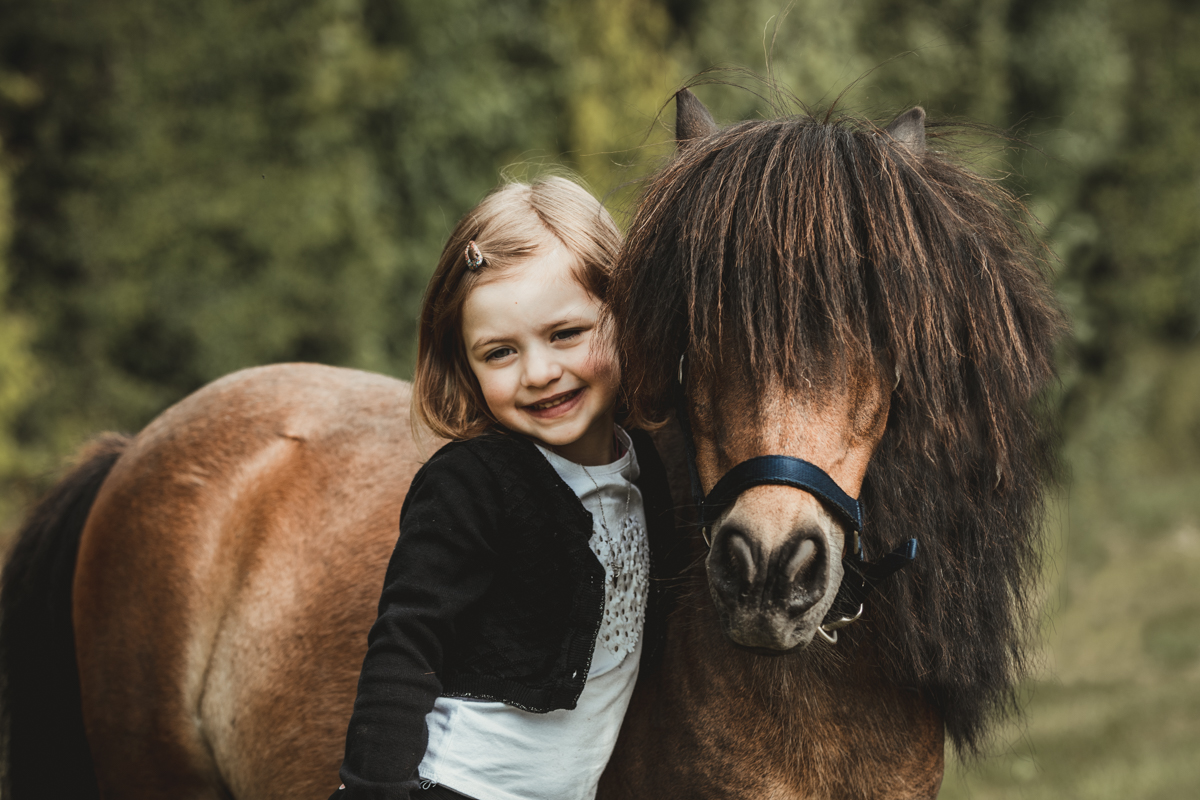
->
xmin=331 ymin=177 xmax=678 ymax=800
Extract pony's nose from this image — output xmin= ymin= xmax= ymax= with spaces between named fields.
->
xmin=708 ymin=524 xmax=828 ymax=617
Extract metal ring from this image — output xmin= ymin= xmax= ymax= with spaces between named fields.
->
xmin=819 ymin=603 xmax=865 ymax=640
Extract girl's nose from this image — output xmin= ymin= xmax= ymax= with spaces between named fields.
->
xmin=522 ymin=349 xmax=563 ymax=387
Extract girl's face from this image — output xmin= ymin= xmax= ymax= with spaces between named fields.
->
xmin=461 ymin=242 xmax=620 ymax=466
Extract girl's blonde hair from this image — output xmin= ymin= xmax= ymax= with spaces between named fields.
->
xmin=413 ymin=176 xmax=621 ymax=440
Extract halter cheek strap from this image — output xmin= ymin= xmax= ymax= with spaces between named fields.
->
xmin=674 ymin=356 xmax=916 ymax=642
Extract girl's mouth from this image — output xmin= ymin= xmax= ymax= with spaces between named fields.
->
xmin=525 ymin=388 xmax=583 ymax=415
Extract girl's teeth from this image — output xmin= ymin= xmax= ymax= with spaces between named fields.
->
xmin=532 ymin=391 xmax=576 ymax=410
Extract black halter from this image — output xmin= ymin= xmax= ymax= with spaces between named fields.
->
xmin=674 ymin=357 xmax=917 ymax=643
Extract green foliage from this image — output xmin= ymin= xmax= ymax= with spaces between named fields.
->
xmin=1063 ymin=0 xmax=1200 ymax=355
xmin=1048 ymin=0 xmax=1200 ymax=579
xmin=546 ymin=0 xmax=677 ymax=200
xmin=0 ymin=0 xmax=661 ymax=489
xmin=0 ymin=108 xmax=40 ymax=525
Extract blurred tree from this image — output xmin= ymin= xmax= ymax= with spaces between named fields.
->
xmin=1051 ymin=0 xmax=1200 ymax=547
xmin=669 ymin=0 xmax=875 ymax=118
xmin=547 ymin=0 xmax=679 ymax=210
xmin=0 ymin=0 xmax=676 ymax=509
xmin=0 ymin=71 xmax=40 ymax=527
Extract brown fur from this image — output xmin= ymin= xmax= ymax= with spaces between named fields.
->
xmin=604 ymin=618 xmax=946 ymax=799
xmin=70 ymin=364 xmax=432 ymax=799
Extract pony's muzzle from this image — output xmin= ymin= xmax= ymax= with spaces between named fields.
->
xmin=707 ymin=522 xmax=833 ymax=651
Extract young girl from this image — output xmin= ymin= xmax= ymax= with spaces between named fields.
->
xmin=332 ymin=176 xmax=677 ymax=800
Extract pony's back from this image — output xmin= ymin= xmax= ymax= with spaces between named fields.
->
xmin=3 ymin=363 xmax=433 ymax=800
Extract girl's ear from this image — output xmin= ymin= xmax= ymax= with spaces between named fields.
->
xmin=676 ymin=89 xmax=719 ymax=148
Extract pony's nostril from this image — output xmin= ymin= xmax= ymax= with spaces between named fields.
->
xmin=727 ymin=533 xmax=756 ymax=590
xmin=708 ymin=525 xmax=761 ymax=601
xmin=774 ymin=531 xmax=828 ymax=613
xmin=784 ymin=538 xmax=816 ymax=585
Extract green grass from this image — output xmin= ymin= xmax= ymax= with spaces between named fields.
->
xmin=941 ymin=680 xmax=1200 ymax=799
xmin=940 ymin=515 xmax=1200 ymax=799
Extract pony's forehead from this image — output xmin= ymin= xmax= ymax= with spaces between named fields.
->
xmin=691 ymin=112 xmax=889 ymax=152
xmin=618 ymin=99 xmax=1053 ymax=412
xmin=657 ymin=116 xmax=927 ymax=252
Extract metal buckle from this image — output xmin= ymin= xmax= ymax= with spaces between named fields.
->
xmin=847 ymin=529 xmax=862 ymax=559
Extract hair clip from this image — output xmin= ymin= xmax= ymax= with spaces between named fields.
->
xmin=465 ymin=240 xmax=484 ymax=270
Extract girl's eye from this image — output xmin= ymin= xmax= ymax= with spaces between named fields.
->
xmin=484 ymin=347 xmax=515 ymax=362
xmin=553 ymin=328 xmax=583 ymax=342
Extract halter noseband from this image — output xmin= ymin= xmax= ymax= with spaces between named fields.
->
xmin=674 ymin=356 xmax=916 ymax=643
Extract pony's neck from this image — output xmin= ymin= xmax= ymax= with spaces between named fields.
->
xmin=616 ymin=581 xmax=946 ymax=798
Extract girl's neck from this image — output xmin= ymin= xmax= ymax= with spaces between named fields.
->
xmin=534 ymin=421 xmax=620 ymax=467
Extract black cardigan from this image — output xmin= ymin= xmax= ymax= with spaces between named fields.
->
xmin=333 ymin=429 xmax=679 ymax=800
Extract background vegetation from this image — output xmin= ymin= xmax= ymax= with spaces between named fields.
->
xmin=1 ymin=0 xmax=1197 ymax=795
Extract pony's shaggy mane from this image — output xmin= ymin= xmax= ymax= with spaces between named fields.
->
xmin=610 ymin=103 xmax=1065 ymax=755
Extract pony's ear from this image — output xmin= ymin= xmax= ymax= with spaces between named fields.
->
xmin=676 ymin=89 xmax=718 ymax=147
xmin=885 ymin=106 xmax=926 ymax=154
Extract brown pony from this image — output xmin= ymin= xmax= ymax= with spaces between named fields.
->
xmin=0 ymin=90 xmax=1064 ymax=800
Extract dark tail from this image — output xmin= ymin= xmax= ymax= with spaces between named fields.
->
xmin=0 ymin=433 xmax=131 ymax=800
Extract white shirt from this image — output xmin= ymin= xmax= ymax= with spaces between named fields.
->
xmin=417 ymin=427 xmax=649 ymax=800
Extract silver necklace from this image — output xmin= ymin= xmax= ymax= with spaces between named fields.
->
xmin=581 ymin=460 xmax=633 ymax=583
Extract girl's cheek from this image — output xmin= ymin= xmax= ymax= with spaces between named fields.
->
xmin=475 ymin=375 xmax=503 ymax=413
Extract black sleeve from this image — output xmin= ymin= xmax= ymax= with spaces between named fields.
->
xmin=332 ymin=446 xmax=501 ymax=800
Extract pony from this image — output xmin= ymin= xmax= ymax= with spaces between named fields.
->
xmin=0 ymin=89 xmax=1064 ymax=800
